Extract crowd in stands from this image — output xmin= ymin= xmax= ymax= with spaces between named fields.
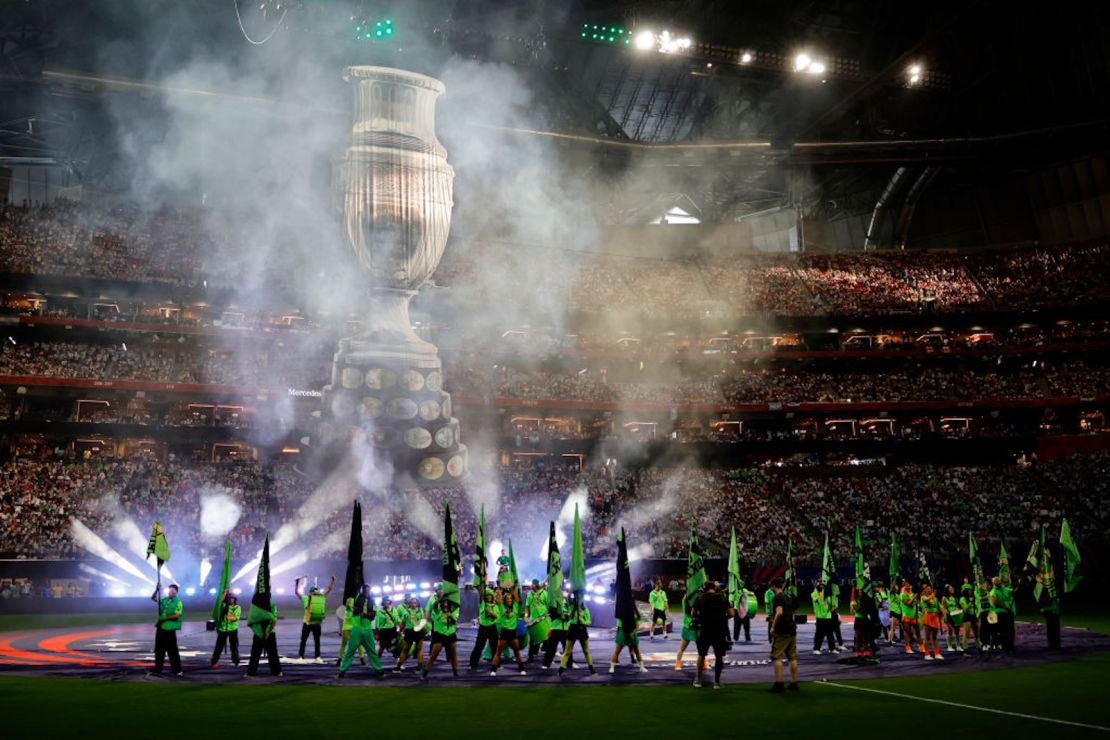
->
xmin=3 ymin=454 xmax=1107 ymax=575
xmin=448 ymin=358 xmax=1108 ymax=405
xmin=0 ymin=339 xmax=328 ymax=389
xmin=6 ymin=201 xmax=1110 ymax=319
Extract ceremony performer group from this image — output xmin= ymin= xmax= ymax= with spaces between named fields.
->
xmin=141 ymin=510 xmax=1081 ymax=689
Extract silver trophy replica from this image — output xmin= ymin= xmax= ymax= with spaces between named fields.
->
xmin=320 ymin=66 xmax=466 ymax=485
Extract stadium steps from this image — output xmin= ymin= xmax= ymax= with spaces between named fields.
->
xmin=960 ymin=261 xmax=997 ymax=309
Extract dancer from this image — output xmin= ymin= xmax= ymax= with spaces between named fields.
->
xmin=673 ymin=593 xmax=701 ymax=671
xmin=336 ymin=584 xmax=384 ymax=678
xmin=150 ymin=583 xmax=183 ymax=676
xmin=559 ymin=595 xmax=597 ymax=676
xmin=767 ymin=577 xmax=798 ymax=693
xmin=470 ymin=588 xmax=501 ymax=670
xmin=874 ymin=580 xmax=891 ymax=645
xmin=692 ymin=580 xmax=731 ymax=689
xmin=210 ymin=589 xmax=240 ymax=668
xmin=977 ymin=579 xmax=997 ymax=651
xmin=374 ymin=596 xmax=400 ymax=662
xmin=960 ymin=582 xmax=980 ymax=652
xmin=887 ymin=577 xmax=903 ymax=645
xmin=490 ymin=589 xmax=527 ymax=675
xmin=732 ymin=584 xmax=755 ymax=643
xmin=830 ymin=578 xmax=845 ymax=651
xmin=649 ymin=581 xmax=669 ymax=639
xmin=244 ymin=591 xmax=281 ymax=678
xmin=395 ymin=595 xmax=428 ymax=671
xmin=989 ymin=576 xmax=1016 ymax=652
xmin=920 ymin=583 xmax=943 ymax=660
xmin=295 ymin=575 xmax=335 ymax=662
xmin=899 ymin=580 xmax=921 ymax=654
xmin=541 ymin=595 xmax=570 ymax=669
xmin=811 ymin=580 xmax=837 ymax=655
xmin=942 ymin=584 xmax=964 ymax=653
xmin=421 ymin=593 xmax=460 ymax=679
xmin=609 ymin=614 xmax=648 ymax=674
xmin=524 ymin=579 xmax=550 ymax=662
xmin=338 ymin=593 xmax=366 ymax=667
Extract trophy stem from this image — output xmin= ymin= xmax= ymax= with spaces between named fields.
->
xmin=347 ymin=287 xmax=437 ymax=362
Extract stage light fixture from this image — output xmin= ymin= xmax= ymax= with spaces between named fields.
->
xmin=794 ymin=53 xmax=812 ymax=72
xmin=808 ymin=61 xmax=826 ymax=75
xmin=634 ymin=30 xmax=655 ymax=50
xmin=740 ymin=52 xmax=753 ymax=64
xmin=907 ymin=63 xmax=923 ymax=86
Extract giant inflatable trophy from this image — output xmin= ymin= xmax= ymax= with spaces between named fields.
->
xmin=319 ymin=66 xmax=466 ymax=485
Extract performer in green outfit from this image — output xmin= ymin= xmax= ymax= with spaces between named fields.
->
xmin=337 ymin=584 xmax=384 ymax=678
xmin=470 ymin=588 xmax=501 ymax=669
xmin=942 ymin=584 xmax=965 ymax=653
xmin=609 ymin=613 xmax=648 ymax=674
xmin=151 ymin=583 xmax=183 ymax=676
xmin=525 ymin=579 xmax=550 ymax=662
xmin=374 ymin=596 xmax=401 ymax=661
xmin=649 ymin=581 xmax=669 ymax=639
xmin=338 ymin=594 xmax=366 ymax=667
xmin=989 ymin=576 xmax=1016 ymax=652
xmin=541 ymin=595 xmax=570 ymax=669
xmin=811 ymin=581 xmax=837 ymax=654
xmin=394 ymin=594 xmax=428 ymax=671
xmin=559 ymin=595 xmax=597 ymax=676
xmin=295 ymin=575 xmax=334 ymax=662
xmin=670 ymin=594 xmax=697 ymax=670
xmin=244 ymin=592 xmax=281 ymax=677
xmin=210 ymin=590 xmax=240 ymax=668
xmin=489 ymin=590 xmax=527 ymax=675
xmin=421 ymin=594 xmax=461 ymax=679
xmin=960 ymin=582 xmax=980 ymax=652
xmin=763 ymin=583 xmax=776 ymax=638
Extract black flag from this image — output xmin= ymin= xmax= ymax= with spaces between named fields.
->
xmin=343 ymin=501 xmax=363 ymax=602
xmin=615 ymin=528 xmax=637 ymax=635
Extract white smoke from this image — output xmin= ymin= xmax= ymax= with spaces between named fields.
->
xmin=199 ymin=488 xmax=243 ymax=541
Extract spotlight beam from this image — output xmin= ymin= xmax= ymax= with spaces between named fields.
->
xmin=70 ymin=518 xmax=155 ymax=585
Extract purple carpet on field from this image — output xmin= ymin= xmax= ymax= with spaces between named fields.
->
xmin=1 ymin=620 xmax=1106 ymax=686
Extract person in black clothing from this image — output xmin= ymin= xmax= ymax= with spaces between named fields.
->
xmin=691 ymin=580 xmax=732 ymax=689
xmin=768 ymin=577 xmax=799 ymax=693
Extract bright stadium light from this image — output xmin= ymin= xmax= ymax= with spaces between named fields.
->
xmin=634 ymin=30 xmax=655 ymax=50
xmin=794 ymin=53 xmax=812 ymax=72
xmin=808 ymin=61 xmax=826 ymax=75
xmin=740 ymin=51 xmax=753 ymax=64
xmin=907 ymin=63 xmax=923 ymax=86
xmin=185 ymin=587 xmax=196 ymax=596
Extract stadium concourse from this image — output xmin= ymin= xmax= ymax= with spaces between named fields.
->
xmin=1 ymin=618 xmax=1106 ymax=686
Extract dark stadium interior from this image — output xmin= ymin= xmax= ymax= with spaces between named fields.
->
xmin=0 ymin=2 xmax=1109 ymax=730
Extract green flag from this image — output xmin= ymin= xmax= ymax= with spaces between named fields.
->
xmin=686 ymin=528 xmax=707 ymax=605
xmin=1025 ymin=527 xmax=1044 ymax=602
xmin=822 ymin=530 xmax=836 ymax=584
xmin=784 ymin=539 xmax=797 ymax=598
xmin=546 ymin=522 xmax=563 ymax=613
xmin=247 ymin=535 xmax=273 ymax=633
xmin=728 ymin=527 xmax=743 ymax=609
xmin=442 ymin=503 xmax=462 ymax=608
xmin=998 ymin=542 xmax=1011 ymax=585
xmin=473 ymin=504 xmax=487 ymax=589
xmin=146 ymin=520 xmax=170 ymax=567
xmin=570 ymin=504 xmax=586 ymax=594
xmin=855 ymin=527 xmax=872 ymax=596
xmin=508 ymin=538 xmax=521 ymax=596
xmin=969 ymin=532 xmax=984 ymax=589
xmin=211 ymin=539 xmax=232 ymax=624
xmin=1060 ymin=519 xmax=1082 ymax=593
xmin=889 ymin=532 xmax=899 ymax=583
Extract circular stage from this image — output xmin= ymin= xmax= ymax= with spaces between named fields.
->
xmin=1 ymin=619 xmax=1106 ymax=685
